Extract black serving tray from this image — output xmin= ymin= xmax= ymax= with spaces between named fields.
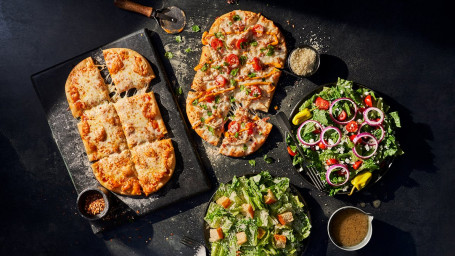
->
xmin=31 ymin=29 xmax=211 ymax=233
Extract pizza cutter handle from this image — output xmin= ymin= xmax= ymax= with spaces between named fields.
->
xmin=114 ymin=0 xmax=154 ymax=18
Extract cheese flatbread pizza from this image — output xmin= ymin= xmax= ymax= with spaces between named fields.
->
xmin=103 ymin=48 xmax=155 ymax=99
xmin=92 ymin=150 xmax=142 ymax=196
xmin=114 ymin=92 xmax=167 ymax=148
xmin=65 ymin=57 xmax=110 ymax=118
xmin=131 ymin=139 xmax=176 ymax=196
xmin=186 ymin=10 xmax=282 ymax=156
xmin=219 ymin=107 xmax=273 ymax=157
xmin=77 ymin=103 xmax=128 ymax=162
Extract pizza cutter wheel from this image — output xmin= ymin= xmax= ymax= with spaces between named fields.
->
xmin=114 ymin=0 xmax=186 ymax=34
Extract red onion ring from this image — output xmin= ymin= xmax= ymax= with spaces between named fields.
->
xmin=352 ymin=132 xmax=379 ymax=159
xmin=328 ymin=98 xmax=358 ymax=125
xmin=297 ymin=120 xmax=323 ymax=146
xmin=363 ymin=107 xmax=384 ymax=126
xmin=326 ymin=164 xmax=350 ymax=186
xmin=359 ymin=122 xmax=385 ymax=144
xmin=320 ymin=126 xmax=341 ymax=147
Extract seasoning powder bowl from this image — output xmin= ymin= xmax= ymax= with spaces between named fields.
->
xmin=287 ymin=45 xmax=320 ymax=77
xmin=327 ymin=206 xmax=373 ymax=251
xmin=76 ymin=187 xmax=110 ymax=221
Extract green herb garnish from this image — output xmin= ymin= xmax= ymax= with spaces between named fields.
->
xmin=191 ymin=25 xmax=200 ymax=32
xmin=164 ymin=52 xmax=173 ymax=59
xmin=175 ymin=35 xmax=182 ymax=43
xmin=249 ymin=159 xmax=256 ymax=167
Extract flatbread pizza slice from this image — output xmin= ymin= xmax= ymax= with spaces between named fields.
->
xmin=131 ymin=139 xmax=176 ymax=196
xmin=65 ymin=57 xmax=110 ymax=118
xmin=77 ymin=103 xmax=128 ymax=162
xmin=186 ymin=89 xmax=232 ymax=146
xmin=102 ymin=48 xmax=155 ymax=100
xmin=92 ymin=150 xmax=142 ymax=196
xmin=114 ymin=92 xmax=167 ymax=148
xmin=219 ymin=107 xmax=273 ymax=157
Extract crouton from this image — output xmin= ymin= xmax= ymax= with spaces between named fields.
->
xmin=209 ymin=227 xmax=224 ymax=242
xmin=274 ymin=234 xmax=287 ymax=248
xmin=257 ymin=228 xmax=266 ymax=240
xmin=236 ymin=232 xmax=248 ymax=245
xmin=216 ymin=196 xmax=231 ymax=209
xmin=241 ymin=204 xmax=254 ymax=219
xmin=264 ymin=189 xmax=277 ymax=205
xmin=277 ymin=212 xmax=294 ymax=225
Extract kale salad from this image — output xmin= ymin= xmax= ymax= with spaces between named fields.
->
xmin=287 ymin=78 xmax=404 ymax=196
xmin=204 ymin=171 xmax=311 ymax=256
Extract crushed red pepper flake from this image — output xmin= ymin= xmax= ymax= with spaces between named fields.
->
xmin=84 ymin=193 xmax=105 ymax=216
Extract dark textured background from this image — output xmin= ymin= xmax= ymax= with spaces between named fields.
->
xmin=1 ymin=0 xmax=454 ymax=255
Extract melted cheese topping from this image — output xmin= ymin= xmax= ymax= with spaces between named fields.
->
xmin=114 ymin=92 xmax=167 ymax=148
xmin=78 ymin=103 xmax=128 ymax=162
xmin=131 ymin=139 xmax=175 ymax=195
xmin=92 ymin=150 xmax=142 ymax=196
xmin=103 ymin=48 xmax=155 ymax=95
xmin=66 ymin=57 xmax=110 ymax=117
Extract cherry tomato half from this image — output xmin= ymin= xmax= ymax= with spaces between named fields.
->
xmin=225 ymin=54 xmax=239 ymax=67
xmin=236 ymin=38 xmax=248 ymax=49
xmin=353 ymin=160 xmax=363 ymax=170
xmin=364 ymin=95 xmax=373 ymax=107
xmin=216 ymin=75 xmax=227 ymax=87
xmin=252 ymin=57 xmax=262 ymax=71
xmin=205 ymin=96 xmax=215 ymax=103
xmin=211 ymin=38 xmax=224 ymax=50
xmin=287 ymin=146 xmax=297 ymax=156
xmin=349 ymin=134 xmax=357 ymax=141
xmin=249 ymin=85 xmax=262 ymax=98
xmin=245 ymin=122 xmax=256 ymax=135
xmin=326 ymin=158 xmax=338 ymax=166
xmin=346 ymin=121 xmax=358 ymax=133
xmin=315 ymin=97 xmax=330 ymax=110
xmin=338 ymin=110 xmax=347 ymax=121
xmin=228 ymin=121 xmax=240 ymax=133
xmin=318 ymin=141 xmax=327 ymax=150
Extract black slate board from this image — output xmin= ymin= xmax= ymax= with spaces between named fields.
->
xmin=31 ymin=28 xmax=211 ymax=233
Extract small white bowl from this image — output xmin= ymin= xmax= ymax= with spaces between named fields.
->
xmin=327 ymin=206 xmax=374 ymax=251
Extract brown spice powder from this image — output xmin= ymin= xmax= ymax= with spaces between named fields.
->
xmin=84 ymin=193 xmax=105 ymax=216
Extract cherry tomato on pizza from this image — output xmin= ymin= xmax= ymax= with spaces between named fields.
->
xmin=216 ymin=75 xmax=227 ymax=87
xmin=225 ymin=54 xmax=239 ymax=67
xmin=252 ymin=24 xmax=264 ymax=36
xmin=236 ymin=38 xmax=248 ymax=49
xmin=249 ymin=85 xmax=262 ymax=98
xmin=245 ymin=122 xmax=256 ymax=135
xmin=252 ymin=57 xmax=262 ymax=71
xmin=228 ymin=121 xmax=240 ymax=133
xmin=211 ymin=38 xmax=224 ymax=50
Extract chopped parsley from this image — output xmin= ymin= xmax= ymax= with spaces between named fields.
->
xmin=223 ymin=61 xmax=230 ymax=66
xmin=230 ymin=79 xmax=237 ymax=86
xmin=191 ymin=25 xmax=200 ymax=32
xmin=239 ymin=56 xmax=247 ymax=65
xmin=240 ymin=84 xmax=245 ymax=91
xmin=175 ymin=35 xmax=182 ymax=43
xmin=207 ymin=125 xmax=215 ymax=134
xmin=200 ymin=117 xmax=205 ymax=123
xmin=266 ymin=45 xmax=275 ymax=56
xmin=241 ymin=122 xmax=246 ymax=128
xmin=230 ymin=96 xmax=236 ymax=102
xmin=248 ymin=159 xmax=256 ymax=167
xmin=214 ymin=32 xmax=225 ymax=39
xmin=207 ymin=111 xmax=213 ymax=116
xmin=199 ymin=103 xmax=208 ymax=110
xmin=235 ymin=132 xmax=239 ymax=138
xmin=184 ymin=47 xmax=192 ymax=53
xmin=230 ymin=68 xmax=239 ymax=76
xmin=229 ymin=21 xmax=233 ymax=25
xmin=201 ymin=63 xmax=209 ymax=72
xmin=250 ymin=40 xmax=258 ymax=46
xmin=248 ymin=72 xmax=256 ymax=78
xmin=233 ymin=15 xmax=241 ymax=21
xmin=212 ymin=65 xmax=222 ymax=70
xmin=192 ymin=99 xmax=199 ymax=105
xmin=164 ymin=52 xmax=173 ymax=59
xmin=243 ymin=144 xmax=248 ymax=151
xmin=264 ymin=154 xmax=274 ymax=164
xmin=215 ymin=96 xmax=220 ymax=103
xmin=176 ymin=86 xmax=183 ymax=95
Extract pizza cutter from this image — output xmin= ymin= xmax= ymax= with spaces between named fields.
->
xmin=114 ymin=0 xmax=186 ymax=34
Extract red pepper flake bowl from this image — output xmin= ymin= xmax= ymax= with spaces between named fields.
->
xmin=76 ymin=187 xmax=110 ymax=221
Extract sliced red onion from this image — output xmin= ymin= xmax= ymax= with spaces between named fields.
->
xmin=320 ymin=126 xmax=341 ymax=147
xmin=352 ymin=132 xmax=378 ymax=159
xmin=359 ymin=122 xmax=385 ymax=144
xmin=297 ymin=120 xmax=323 ymax=146
xmin=363 ymin=107 xmax=384 ymax=126
xmin=326 ymin=164 xmax=350 ymax=187
xmin=328 ymin=98 xmax=358 ymax=125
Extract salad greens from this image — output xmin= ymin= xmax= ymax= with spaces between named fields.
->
xmin=204 ymin=171 xmax=311 ymax=256
xmin=288 ymin=78 xmax=404 ymax=195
